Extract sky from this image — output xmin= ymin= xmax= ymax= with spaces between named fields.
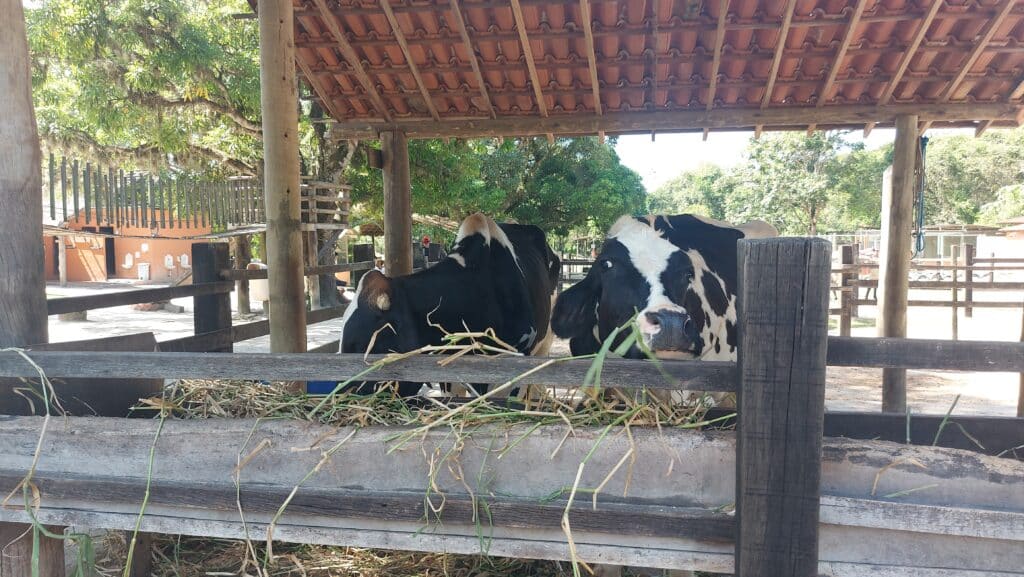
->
xmin=614 ymin=127 xmax=974 ymax=192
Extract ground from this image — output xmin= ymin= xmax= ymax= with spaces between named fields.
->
xmin=45 ymin=281 xmax=1022 ymax=416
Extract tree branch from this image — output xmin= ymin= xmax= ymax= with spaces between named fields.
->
xmin=126 ymin=92 xmax=262 ymax=139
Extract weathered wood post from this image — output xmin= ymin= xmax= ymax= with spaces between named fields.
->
xmin=839 ymin=244 xmax=853 ymax=337
xmin=951 ymin=244 xmax=959 ymax=341
xmin=259 ymin=0 xmax=307 ymax=353
xmin=192 ymin=243 xmax=232 ymax=353
xmin=877 ymin=114 xmax=918 ymax=413
xmin=381 ymin=130 xmax=413 ymax=276
xmin=58 ymin=236 xmax=68 ymax=287
xmin=964 ymin=243 xmax=975 ymax=318
xmin=0 ymin=0 xmax=65 ymax=573
xmin=736 ymin=237 xmax=830 ymax=577
xmin=352 ymin=243 xmax=374 ymax=288
xmin=232 ymin=235 xmax=252 ymax=315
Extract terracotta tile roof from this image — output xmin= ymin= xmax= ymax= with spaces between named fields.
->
xmin=283 ymin=0 xmax=1024 ymax=137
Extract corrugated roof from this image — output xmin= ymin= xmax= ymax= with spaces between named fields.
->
xmin=282 ymin=0 xmax=1024 ymax=137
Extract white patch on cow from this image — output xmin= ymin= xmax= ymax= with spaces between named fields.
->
xmin=455 ymin=212 xmax=492 ymax=244
xmin=607 ymin=216 xmax=684 ymax=316
xmin=449 ymin=253 xmax=466 ymax=267
xmin=337 ymin=272 xmax=369 ymax=352
xmin=737 ymin=219 xmax=778 ymax=239
xmin=683 ymin=249 xmax=737 ymax=361
xmin=518 ymin=326 xmax=537 ymax=349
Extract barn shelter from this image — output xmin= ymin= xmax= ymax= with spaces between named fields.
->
xmin=3 ymin=1 xmax=1024 ymax=577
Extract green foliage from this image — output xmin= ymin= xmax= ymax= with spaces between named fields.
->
xmin=976 ymin=184 xmax=1024 ymax=225
xmin=27 ymin=0 xmax=263 ymax=174
xmin=922 ymin=131 xmax=1024 ymax=224
xmin=648 ymin=164 xmax=729 ymax=219
xmin=348 ymin=137 xmax=646 ymax=236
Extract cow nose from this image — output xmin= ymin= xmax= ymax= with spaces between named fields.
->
xmin=639 ymin=310 xmax=695 ymax=352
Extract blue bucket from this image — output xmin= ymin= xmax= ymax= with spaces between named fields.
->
xmin=306 ymin=381 xmax=338 ymax=395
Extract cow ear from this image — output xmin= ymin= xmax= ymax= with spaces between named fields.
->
xmin=551 ymin=269 xmax=600 ymax=339
xmin=360 ymin=270 xmax=393 ymax=312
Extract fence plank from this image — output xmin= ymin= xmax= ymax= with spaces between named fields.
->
xmin=72 ymin=159 xmax=80 ymax=221
xmin=0 ymin=350 xmax=738 ymax=390
xmin=48 ymin=153 xmax=56 ymax=220
xmin=736 ymin=238 xmax=831 ymax=577
xmin=826 ymin=336 xmax=1024 ymax=372
xmin=60 ymin=156 xmax=68 ymax=221
xmin=84 ymin=161 xmax=91 ymax=224
xmin=46 ymin=282 xmax=233 ymax=315
xmin=193 ymin=243 xmax=232 ymax=352
xmin=219 ymin=260 xmax=374 ymax=281
xmin=95 ymin=164 xmax=103 ymax=225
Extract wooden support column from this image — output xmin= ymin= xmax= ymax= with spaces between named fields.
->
xmin=736 ymin=237 xmax=830 ymax=577
xmin=58 ymin=237 xmax=68 ymax=287
xmin=877 ymin=114 xmax=918 ymax=413
xmin=232 ymin=235 xmax=252 ymax=315
xmin=964 ymin=243 xmax=975 ymax=318
xmin=304 ymin=231 xmax=321 ymax=310
xmin=381 ymin=130 xmax=412 ymax=276
xmin=258 ymin=0 xmax=306 ymax=353
xmin=0 ymin=0 xmax=63 ymax=573
xmin=192 ymin=243 xmax=233 ymax=353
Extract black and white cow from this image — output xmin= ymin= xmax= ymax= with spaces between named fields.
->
xmin=552 ymin=214 xmax=777 ymax=362
xmin=338 ymin=212 xmax=560 ymax=396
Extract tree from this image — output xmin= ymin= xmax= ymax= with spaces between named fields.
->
xmin=733 ymin=131 xmax=856 ymax=235
xmin=647 ymin=163 xmax=729 ymax=218
xmin=922 ymin=131 xmax=1024 ymax=224
xmin=346 ymin=137 xmax=646 ymax=236
xmin=27 ymin=0 xmax=263 ymax=174
xmin=977 ymin=184 xmax=1024 ymax=225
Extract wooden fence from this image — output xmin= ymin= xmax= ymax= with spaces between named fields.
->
xmin=45 ymin=152 xmax=349 ymax=232
xmin=2 ymin=238 xmax=1022 ymax=576
xmin=833 ymin=243 xmax=1024 ymax=338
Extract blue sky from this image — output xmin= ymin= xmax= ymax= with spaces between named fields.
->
xmin=614 ymin=127 xmax=974 ymax=192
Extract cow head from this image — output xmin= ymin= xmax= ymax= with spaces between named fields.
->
xmin=552 ymin=215 xmax=776 ymax=361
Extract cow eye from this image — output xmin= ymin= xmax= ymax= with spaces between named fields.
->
xmin=684 ymin=269 xmax=695 ymax=281
xmin=602 ymin=259 xmax=613 ymax=270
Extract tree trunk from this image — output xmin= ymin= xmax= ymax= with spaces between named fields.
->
xmin=0 ymin=1 xmax=65 ymax=573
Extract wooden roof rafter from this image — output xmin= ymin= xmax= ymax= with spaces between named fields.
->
xmin=808 ymin=0 xmax=869 ymax=133
xmin=377 ymin=0 xmax=440 ymax=121
xmin=295 ymin=57 xmax=347 ymax=120
xmin=919 ymin=0 xmax=1019 ymax=135
xmin=756 ymin=0 xmax=798 ymax=139
xmin=509 ymin=0 xmax=549 ymax=118
xmin=704 ymin=0 xmax=730 ymax=141
xmin=579 ymin=0 xmax=602 ymax=115
xmin=448 ymin=0 xmax=496 ymax=119
xmin=863 ymin=0 xmax=943 ymax=137
xmin=310 ymin=0 xmax=392 ymax=122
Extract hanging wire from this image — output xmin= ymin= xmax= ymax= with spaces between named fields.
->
xmin=911 ymin=136 xmax=929 ymax=258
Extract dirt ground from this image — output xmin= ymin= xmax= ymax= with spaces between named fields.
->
xmin=46 ymin=282 xmax=1022 ymax=416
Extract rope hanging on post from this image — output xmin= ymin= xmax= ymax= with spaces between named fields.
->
xmin=911 ymin=136 xmax=929 ymax=258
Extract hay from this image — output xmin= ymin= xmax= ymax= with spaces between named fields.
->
xmin=97 ymin=532 xmax=570 ymax=577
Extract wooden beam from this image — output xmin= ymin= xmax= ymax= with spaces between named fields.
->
xmin=817 ymin=0 xmax=868 ymax=107
xmin=381 ymin=130 xmax=412 ymax=276
xmin=920 ymin=0 xmax=1018 ymax=134
xmin=509 ymin=0 xmax=548 ymax=117
xmin=448 ymin=0 xmax=495 ymax=118
xmin=327 ymin=102 xmax=1020 ymax=139
xmin=760 ymin=0 xmax=798 ymax=109
xmin=877 ymin=115 xmax=918 ymax=413
xmin=378 ymin=0 xmax=440 ymax=121
xmin=295 ymin=56 xmax=346 ymax=120
xmin=705 ymin=0 xmax=729 ymax=111
xmin=866 ymin=0 xmax=944 ymax=135
xmin=939 ymin=0 xmax=1017 ymax=102
xmin=260 ymin=0 xmax=308 ymax=355
xmin=311 ymin=0 xmax=392 ymax=121
xmin=976 ymin=119 xmax=994 ymax=137
xmin=579 ymin=0 xmax=602 ymax=114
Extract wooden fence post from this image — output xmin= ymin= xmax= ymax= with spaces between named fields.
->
xmin=951 ymin=245 xmax=959 ymax=341
xmin=839 ymin=244 xmax=853 ymax=337
xmin=964 ymin=243 xmax=975 ymax=318
xmin=232 ymin=235 xmax=252 ymax=315
xmin=736 ymin=237 xmax=830 ymax=577
xmin=192 ymin=243 xmax=233 ymax=352
xmin=352 ymin=243 xmax=374 ymax=288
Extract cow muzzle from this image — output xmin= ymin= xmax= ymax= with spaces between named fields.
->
xmin=636 ymin=309 xmax=700 ymax=354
